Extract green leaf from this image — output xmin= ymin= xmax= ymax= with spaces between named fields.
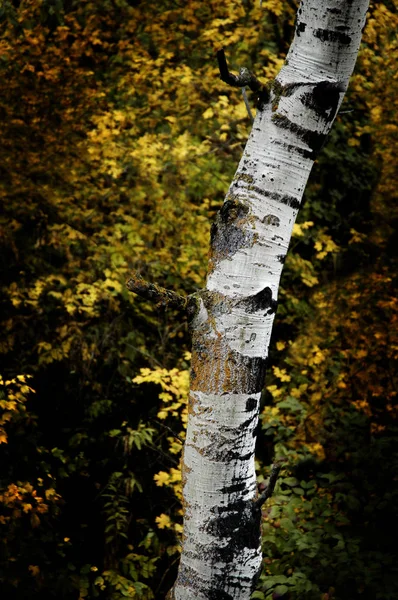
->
xmin=277 ymin=396 xmax=304 ymax=413
xmin=274 ymin=585 xmax=289 ymax=595
xmin=280 ymin=517 xmax=295 ymax=531
xmin=109 ymin=429 xmax=121 ymax=437
xmin=283 ymin=477 xmax=299 ymax=487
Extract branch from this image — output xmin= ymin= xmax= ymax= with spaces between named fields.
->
xmin=126 ymin=272 xmax=187 ymax=310
xmin=216 ymin=48 xmax=262 ymax=92
xmin=255 ymin=461 xmax=284 ymax=508
xmin=126 ymin=272 xmax=200 ymax=320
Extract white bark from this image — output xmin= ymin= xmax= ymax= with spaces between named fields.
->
xmin=170 ymin=1 xmax=370 ymax=598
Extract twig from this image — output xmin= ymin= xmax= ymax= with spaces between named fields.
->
xmin=216 ymin=48 xmax=262 ymax=92
xmin=255 ymin=461 xmax=284 ymax=508
xmin=152 ymin=419 xmax=184 ymax=445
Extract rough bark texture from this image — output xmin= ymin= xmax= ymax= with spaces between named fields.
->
xmin=170 ymin=1 xmax=370 ymax=598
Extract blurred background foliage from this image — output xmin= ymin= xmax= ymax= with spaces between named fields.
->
xmin=0 ymin=0 xmax=397 ymax=598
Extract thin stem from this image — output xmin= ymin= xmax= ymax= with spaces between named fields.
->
xmin=255 ymin=461 xmax=284 ymax=508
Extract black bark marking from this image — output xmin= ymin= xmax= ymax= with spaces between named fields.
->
xmin=238 ymin=286 xmax=278 ymax=315
xmin=206 ymin=499 xmax=261 ymax=555
xmin=249 ymin=185 xmax=301 ymax=210
xmin=237 ymin=449 xmax=256 ymax=461
xmin=175 ymin=564 xmax=235 ymax=600
xmin=314 ymin=28 xmax=352 ymax=45
xmin=221 ymin=481 xmax=247 ymax=494
xmin=200 ymin=444 xmax=255 ymax=462
xmin=177 ymin=506 xmax=262 ymax=596
xmin=272 ymin=113 xmax=327 ymax=156
xmin=195 ymin=411 xmax=258 ymax=462
xmin=297 ymin=21 xmax=306 ymax=36
xmin=272 ymin=138 xmax=315 ymax=160
xmin=312 ymin=80 xmax=344 ymax=117
xmin=257 ymin=86 xmax=270 ymax=110
xmin=207 ymin=590 xmax=234 ymax=600
xmin=262 ymin=214 xmax=280 ymax=226
xmin=299 ymin=81 xmax=344 ymax=125
xmin=246 ymin=397 xmax=258 ymax=411
xmin=239 ymin=412 xmax=259 ymax=430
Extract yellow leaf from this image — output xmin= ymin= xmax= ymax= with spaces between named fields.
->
xmin=273 ymin=366 xmax=291 ymax=382
xmin=154 ymin=471 xmax=170 ymax=487
xmin=103 ymin=278 xmax=122 ymax=293
xmin=202 ymin=107 xmax=214 ymax=119
xmin=266 ymin=384 xmax=282 ymax=398
xmin=306 ymin=442 xmax=325 ymax=460
xmin=155 ymin=513 xmax=172 ymax=529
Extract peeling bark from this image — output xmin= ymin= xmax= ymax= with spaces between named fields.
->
xmin=167 ymin=1 xmax=370 ymax=598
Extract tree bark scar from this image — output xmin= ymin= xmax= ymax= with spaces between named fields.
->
xmin=190 ymin=338 xmax=267 ymax=395
xmin=220 ymin=198 xmax=250 ymax=223
xmin=210 ymin=198 xmax=253 ymax=261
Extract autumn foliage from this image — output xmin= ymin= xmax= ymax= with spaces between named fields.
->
xmin=0 ymin=1 xmax=397 ymax=599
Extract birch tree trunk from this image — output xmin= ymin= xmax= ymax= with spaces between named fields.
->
xmin=166 ymin=1 xmax=370 ymax=598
